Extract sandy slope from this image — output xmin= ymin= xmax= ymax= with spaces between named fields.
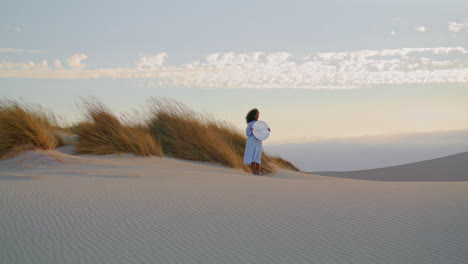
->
xmin=313 ymin=151 xmax=468 ymax=181
xmin=1 ymin=148 xmax=467 ymax=264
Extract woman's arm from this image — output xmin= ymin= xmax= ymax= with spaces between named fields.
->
xmin=246 ymin=127 xmax=253 ymax=137
xmin=246 ymin=122 xmax=254 ymax=137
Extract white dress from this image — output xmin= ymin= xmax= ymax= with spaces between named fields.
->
xmin=243 ymin=121 xmax=262 ymax=164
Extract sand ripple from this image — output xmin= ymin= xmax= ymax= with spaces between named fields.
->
xmin=1 ymin=172 xmax=467 ymax=264
xmin=1 ymin=150 xmax=467 ymax=263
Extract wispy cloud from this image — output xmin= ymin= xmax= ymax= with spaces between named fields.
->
xmin=1 ymin=47 xmax=468 ymax=89
xmin=54 ymin=60 xmax=63 ymax=69
xmin=6 ymin=25 xmax=23 ymax=32
xmin=136 ymin=53 xmax=167 ymax=70
xmin=448 ymin=20 xmax=468 ymax=32
xmin=0 ymin=48 xmax=48 ymax=53
xmin=414 ymin=26 xmax=427 ymax=32
xmin=65 ymin=54 xmax=87 ymax=69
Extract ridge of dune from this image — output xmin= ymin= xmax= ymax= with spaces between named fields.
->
xmin=0 ymin=147 xmax=322 ymax=181
xmin=313 ymin=151 xmax=468 ymax=181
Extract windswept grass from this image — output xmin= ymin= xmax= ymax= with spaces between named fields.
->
xmin=148 ymin=99 xmax=243 ymax=168
xmin=267 ymin=156 xmax=300 ymax=171
xmin=0 ymin=99 xmax=59 ymax=157
xmin=74 ymin=99 xmax=162 ymax=157
xmin=147 ymin=98 xmax=295 ymax=174
xmin=1 ymin=97 xmax=298 ymax=174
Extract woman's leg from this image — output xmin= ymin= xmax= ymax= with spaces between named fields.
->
xmin=251 ymin=162 xmax=256 ymax=175
xmin=255 ymin=163 xmax=260 ymax=175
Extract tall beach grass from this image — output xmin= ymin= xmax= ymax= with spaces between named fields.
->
xmin=147 ymin=98 xmax=243 ymax=168
xmin=1 ymin=97 xmax=298 ymax=174
xmin=73 ymin=99 xmax=162 ymax=157
xmin=267 ymin=156 xmax=300 ymax=171
xmin=0 ymin=99 xmax=60 ymax=157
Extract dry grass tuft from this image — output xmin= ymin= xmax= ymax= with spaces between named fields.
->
xmin=74 ymin=99 xmax=162 ymax=157
xmin=268 ymin=156 xmax=300 ymax=171
xmin=0 ymin=99 xmax=59 ymax=157
xmin=148 ymin=98 xmax=242 ymax=168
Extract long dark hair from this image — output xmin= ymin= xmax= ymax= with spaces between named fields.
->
xmin=245 ymin=108 xmax=258 ymax=124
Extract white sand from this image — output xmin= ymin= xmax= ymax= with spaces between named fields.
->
xmin=1 ymin=148 xmax=467 ymax=264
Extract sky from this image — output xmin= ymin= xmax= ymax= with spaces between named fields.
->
xmin=1 ymin=0 xmax=468 ymax=154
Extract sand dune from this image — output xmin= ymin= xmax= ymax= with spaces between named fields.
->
xmin=313 ymin=151 xmax=468 ymax=182
xmin=1 ymin=148 xmax=467 ymax=264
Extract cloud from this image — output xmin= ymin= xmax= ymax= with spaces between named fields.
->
xmin=0 ymin=48 xmax=47 ymax=53
xmin=201 ymin=52 xmax=265 ymax=69
xmin=414 ymin=26 xmax=427 ymax=32
xmin=6 ymin=25 xmax=23 ymax=32
xmin=265 ymin=52 xmax=291 ymax=65
xmin=1 ymin=47 xmax=468 ymax=89
xmin=54 ymin=60 xmax=62 ymax=69
xmin=136 ymin=53 xmax=167 ymax=70
xmin=448 ymin=20 xmax=468 ymax=32
xmin=66 ymin=54 xmax=87 ymax=69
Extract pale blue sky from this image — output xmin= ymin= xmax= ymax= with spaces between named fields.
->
xmin=2 ymin=0 xmax=467 ymax=65
xmin=2 ymin=0 xmax=468 ymax=146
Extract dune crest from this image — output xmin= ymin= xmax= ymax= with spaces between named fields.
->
xmin=314 ymin=151 xmax=468 ymax=181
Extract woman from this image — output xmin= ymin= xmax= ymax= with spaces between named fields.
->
xmin=243 ymin=108 xmax=269 ymax=175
